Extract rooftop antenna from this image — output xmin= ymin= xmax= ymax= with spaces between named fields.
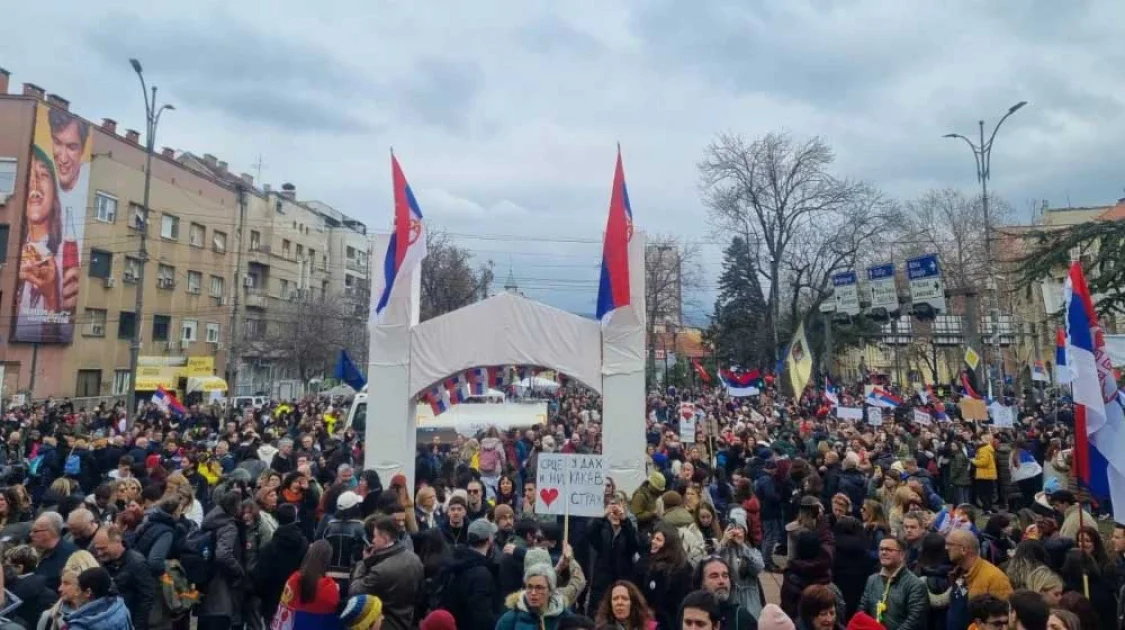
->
xmin=252 ymin=154 xmax=267 ymax=182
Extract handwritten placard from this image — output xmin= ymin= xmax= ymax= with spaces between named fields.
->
xmin=535 ymin=454 xmax=607 ymax=517
xmin=837 ymin=406 xmax=863 ymax=421
xmin=866 ymin=407 xmax=884 ymax=426
xmin=913 ymin=409 xmax=932 ymax=425
xmin=680 ymin=417 xmax=697 ymax=443
xmin=990 ymin=403 xmax=1015 ymax=428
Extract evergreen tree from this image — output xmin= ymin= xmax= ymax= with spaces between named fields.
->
xmin=708 ymin=236 xmax=772 ymax=367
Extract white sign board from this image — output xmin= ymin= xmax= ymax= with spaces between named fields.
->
xmin=912 ymin=409 xmax=933 ymax=425
xmin=989 ymin=403 xmax=1015 ymax=428
xmin=837 ymin=406 xmax=864 ymax=421
xmin=907 ymin=254 xmax=946 ymax=313
xmin=680 ymin=417 xmax=697 ymax=443
xmin=866 ymin=407 xmax=884 ymax=426
xmin=833 ymin=271 xmax=861 ymax=316
xmin=867 ymin=263 xmax=898 ymax=312
xmin=535 ymin=453 xmax=607 ymax=517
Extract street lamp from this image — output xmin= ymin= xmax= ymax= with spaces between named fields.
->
xmin=126 ymin=58 xmax=174 ymax=425
xmin=944 ymin=100 xmax=1026 ymax=397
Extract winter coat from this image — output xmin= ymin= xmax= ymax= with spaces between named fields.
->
xmin=102 ymin=549 xmax=156 ymax=629
xmin=438 ymin=546 xmax=499 ymax=630
xmin=918 ymin=561 xmax=952 ymax=630
xmin=633 ymin=555 xmax=692 ymax=630
xmin=271 ymin=573 xmax=342 ymax=630
xmin=478 ymin=437 xmax=507 ymax=476
xmin=755 ymin=474 xmax=784 ymax=521
xmin=253 ymin=521 xmax=309 ymax=621
xmin=857 ymin=567 xmax=928 ymax=630
xmin=130 ymin=508 xmax=177 ymax=576
xmin=660 ymin=507 xmax=706 ymax=567
xmin=832 ymin=530 xmax=876 ymax=620
xmin=7 ymin=573 xmax=56 ymax=630
xmin=629 ymin=483 xmax=662 ymax=532
xmin=348 ymin=542 xmax=424 ymax=630
xmin=949 ymin=450 xmax=972 ymax=487
xmin=780 ymin=548 xmax=833 ymax=618
xmin=198 ymin=506 xmax=246 ymax=621
xmin=495 ymin=591 xmax=572 ymax=630
xmin=836 ymin=468 xmax=868 ymax=518
xmin=587 ymin=517 xmax=640 ymax=612
xmin=740 ymin=496 xmax=763 ymax=546
xmin=60 ymin=596 xmax=132 ymax=630
xmin=720 ymin=541 xmax=765 ymax=620
xmin=972 ymin=444 xmax=997 ymax=481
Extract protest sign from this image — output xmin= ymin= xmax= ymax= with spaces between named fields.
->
xmin=959 ymin=399 xmax=988 ymax=421
xmin=989 ymin=403 xmax=1015 ymax=428
xmin=913 ymin=409 xmax=932 ymax=425
xmin=534 ymin=453 xmax=607 ymax=517
xmin=680 ymin=417 xmax=697 ymax=443
xmin=837 ymin=406 xmax=863 ymax=421
xmin=866 ymin=407 xmax=884 ymax=426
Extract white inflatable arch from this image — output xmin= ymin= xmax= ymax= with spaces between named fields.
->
xmin=365 ymin=232 xmax=648 ymax=495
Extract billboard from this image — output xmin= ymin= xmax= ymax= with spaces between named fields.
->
xmin=12 ymin=103 xmax=91 ymax=343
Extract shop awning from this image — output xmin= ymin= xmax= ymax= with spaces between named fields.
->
xmin=135 ymin=374 xmax=178 ymax=391
xmin=187 ymin=376 xmax=229 ymax=393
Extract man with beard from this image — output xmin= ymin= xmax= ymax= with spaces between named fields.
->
xmin=696 ymin=557 xmax=755 ymax=629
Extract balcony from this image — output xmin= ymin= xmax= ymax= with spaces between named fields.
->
xmin=346 ymin=258 xmax=365 ymax=272
xmin=245 ymin=291 xmax=268 ymax=309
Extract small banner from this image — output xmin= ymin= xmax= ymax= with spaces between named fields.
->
xmin=913 ymin=409 xmax=932 ymax=425
xmin=837 ymin=406 xmax=864 ymax=421
xmin=534 ymin=454 xmax=606 ymax=517
xmin=866 ymin=407 xmax=884 ymax=426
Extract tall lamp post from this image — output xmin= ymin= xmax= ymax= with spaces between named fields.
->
xmin=944 ymin=100 xmax=1026 ymax=397
xmin=126 ymin=58 xmax=174 ymax=424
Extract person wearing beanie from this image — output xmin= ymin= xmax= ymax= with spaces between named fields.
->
xmin=522 ymin=545 xmax=587 ymax=609
xmin=339 ymin=594 xmax=384 ymax=630
xmin=419 ymin=609 xmax=456 ymax=630
xmin=845 ymin=611 xmax=885 ymax=630
xmin=433 ymin=518 xmax=498 ymax=630
xmin=496 ymin=560 xmax=572 ymax=630
xmin=757 ymin=603 xmax=795 ymax=630
xmin=629 ymin=471 xmax=666 ymax=535
xmin=714 ymin=512 xmax=765 ymax=620
xmin=440 ymin=496 xmax=469 ymax=546
xmin=251 ymin=502 xmax=310 ymax=622
xmin=659 ymin=491 xmax=706 ymax=567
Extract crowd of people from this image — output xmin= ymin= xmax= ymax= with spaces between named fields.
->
xmin=0 ymin=379 xmax=1117 ymax=630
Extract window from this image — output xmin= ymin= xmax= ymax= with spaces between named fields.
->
xmin=279 ymin=278 xmax=289 ymax=297
xmin=84 ymin=308 xmax=107 ymax=337
xmin=112 ymin=369 xmax=131 ymax=396
xmin=181 ymin=319 xmax=197 ymax=343
xmin=246 ymin=318 xmax=264 ymax=340
xmin=160 ymin=214 xmax=179 ymax=240
xmin=250 ymin=230 xmax=261 ymax=251
xmin=346 ymin=246 xmax=356 ymax=259
xmin=186 ymin=271 xmax=202 ymax=294
xmin=152 ymin=315 xmax=171 ymax=341
xmin=205 ymin=323 xmax=221 ymax=343
xmin=296 ymin=244 xmax=303 ymax=258
xmin=123 ymin=256 xmax=141 ymax=283
xmin=118 ymin=311 xmax=136 ymax=339
xmin=210 ymin=275 xmax=225 ymax=298
xmin=157 ymin=264 xmax=175 ymax=289
xmin=94 ymin=192 xmax=117 ymax=223
xmin=89 ymin=249 xmax=113 ymax=279
xmin=212 ymin=230 xmax=227 ymax=253
xmin=0 ymin=158 xmax=16 ymax=198
xmin=189 ymin=223 xmax=205 ymax=247
xmin=0 ymin=225 xmax=10 ymax=263
xmin=129 ymin=202 xmax=145 ymax=230
xmin=75 ymin=370 xmax=101 ymax=398
xmin=308 ymin=248 xmax=315 ymax=262
xmin=282 ymin=239 xmax=291 ymax=257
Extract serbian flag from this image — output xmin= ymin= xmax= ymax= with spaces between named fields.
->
xmin=691 ymin=358 xmax=711 ymax=384
xmin=422 ymin=385 xmax=450 ymax=415
xmin=720 ymin=368 xmax=761 ymax=397
xmin=466 ymin=367 xmax=493 ymax=395
xmin=595 ymin=148 xmax=634 ymax=320
xmin=1064 ymin=261 xmax=1125 ymax=522
xmin=824 ymin=377 xmax=839 ymax=407
xmin=153 ymin=386 xmax=186 ymax=416
xmin=1055 ymin=327 xmax=1072 ymax=384
xmin=960 ymin=369 xmax=983 ymax=400
xmin=492 ymin=366 xmax=513 ymax=388
xmin=866 ymin=386 xmax=901 ymax=409
xmin=375 ymin=154 xmax=428 ymax=318
xmin=444 ymin=374 xmax=471 ymax=404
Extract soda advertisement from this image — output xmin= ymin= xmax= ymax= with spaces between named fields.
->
xmin=12 ymin=103 xmax=90 ymax=343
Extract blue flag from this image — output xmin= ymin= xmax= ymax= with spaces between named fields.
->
xmin=334 ymin=350 xmax=366 ymax=391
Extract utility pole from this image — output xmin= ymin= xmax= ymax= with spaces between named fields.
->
xmin=226 ymin=185 xmax=247 ymax=396
xmin=944 ymin=100 xmax=1026 ymax=397
xmin=126 ymin=58 xmax=173 ymax=425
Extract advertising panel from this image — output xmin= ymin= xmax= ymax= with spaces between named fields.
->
xmin=12 ymin=103 xmax=90 ymax=343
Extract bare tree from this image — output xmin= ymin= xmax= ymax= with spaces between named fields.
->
xmin=645 ymin=234 xmax=703 ymax=363
xmin=699 ymin=132 xmax=889 ymax=358
xmin=420 ymin=228 xmax=495 ymax=322
xmin=255 ymin=294 xmax=368 ymax=382
xmin=897 ymin=188 xmax=1007 ymax=291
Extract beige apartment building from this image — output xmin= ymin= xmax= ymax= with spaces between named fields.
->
xmin=0 ymin=67 xmax=373 ymax=402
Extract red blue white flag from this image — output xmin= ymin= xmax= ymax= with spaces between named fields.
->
xmin=375 ymin=154 xmax=427 ymax=318
xmin=595 ymin=148 xmax=634 ymax=320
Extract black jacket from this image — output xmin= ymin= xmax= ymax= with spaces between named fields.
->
xmin=34 ymin=538 xmax=76 ymax=593
xmin=103 ymin=548 xmax=157 ymax=629
xmin=441 ymin=546 xmax=498 ymax=630
xmin=130 ymin=508 xmax=178 ymax=576
xmin=7 ymin=573 xmax=56 ymax=629
xmin=252 ymin=522 xmax=308 ymax=620
xmin=586 ymin=517 xmax=639 ymax=606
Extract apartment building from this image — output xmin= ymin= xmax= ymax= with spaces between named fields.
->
xmin=0 ymin=72 xmax=237 ymax=401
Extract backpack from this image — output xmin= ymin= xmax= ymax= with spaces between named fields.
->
xmin=160 ymin=559 xmax=200 ymax=616
xmin=479 ymin=443 xmax=501 ymax=475
xmin=425 ymin=566 xmax=459 ymax=616
xmin=64 ymin=451 xmax=81 ymax=476
xmin=27 ymin=455 xmax=45 ymax=478
xmin=179 ymin=528 xmax=218 ymax=587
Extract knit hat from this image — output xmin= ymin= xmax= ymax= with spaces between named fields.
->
xmin=846 ymin=611 xmax=886 ymax=630
xmin=420 ymin=609 xmax=457 ymax=630
xmin=524 ymin=561 xmax=557 ymax=591
xmin=647 ymin=471 xmax=666 ymax=492
xmin=390 ymin=473 xmax=407 ymax=488
xmin=757 ymin=604 xmax=795 ymax=630
xmin=660 ymin=491 xmax=683 ymax=509
xmin=339 ymin=595 xmax=383 ymax=630
xmin=524 ymin=547 xmax=552 ymax=571
xmin=275 ymin=503 xmax=299 ymax=526
xmin=494 ymin=504 xmax=515 ymax=522
xmin=727 ymin=507 xmax=748 ymax=531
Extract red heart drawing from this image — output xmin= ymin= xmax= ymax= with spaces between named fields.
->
xmin=539 ymin=488 xmax=559 ymax=507
xmin=681 ymin=409 xmax=693 ymax=421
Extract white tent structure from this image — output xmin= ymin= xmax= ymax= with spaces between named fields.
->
xmin=366 ymin=231 xmax=648 ymax=494
xmin=516 ymin=376 xmax=561 ymax=392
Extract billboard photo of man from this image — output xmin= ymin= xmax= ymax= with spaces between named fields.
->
xmin=12 ymin=104 xmax=88 ymax=343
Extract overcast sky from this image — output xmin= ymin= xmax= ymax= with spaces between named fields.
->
xmin=6 ymin=1 xmax=1125 ymax=319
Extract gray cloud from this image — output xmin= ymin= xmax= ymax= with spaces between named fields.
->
xmin=398 ymin=58 xmax=483 ymax=132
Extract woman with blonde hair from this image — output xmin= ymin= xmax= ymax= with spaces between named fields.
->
xmin=164 ymin=472 xmax=204 ymax=525
xmin=1025 ymin=565 xmax=1064 ymax=606
xmin=36 ymin=550 xmax=100 ymax=630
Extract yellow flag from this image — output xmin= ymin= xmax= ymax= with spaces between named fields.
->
xmin=786 ymin=322 xmax=814 ymax=396
xmin=964 ymin=346 xmax=980 ymax=371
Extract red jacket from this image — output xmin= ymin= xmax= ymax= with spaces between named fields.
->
xmin=741 ymin=496 xmax=763 ymax=546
